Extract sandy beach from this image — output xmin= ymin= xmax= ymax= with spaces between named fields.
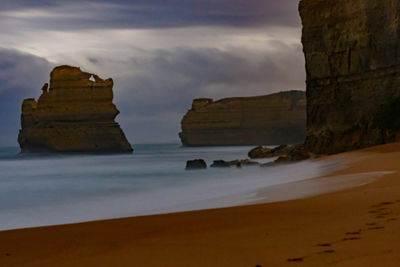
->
xmin=2 ymin=143 xmax=400 ymax=266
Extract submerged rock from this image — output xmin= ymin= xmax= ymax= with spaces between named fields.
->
xmin=239 ymin=159 xmax=259 ymax=166
xmin=211 ymin=160 xmax=233 ymax=168
xmin=248 ymin=146 xmax=272 ymax=159
xmin=179 ymin=91 xmax=306 ymax=146
xmin=253 ymin=144 xmax=314 ymax=165
xmin=186 ymin=159 xmax=207 ymax=170
xmin=274 ymin=144 xmax=312 ymax=163
xmin=18 ymin=65 xmax=133 ymax=153
xmin=248 ymin=145 xmax=289 ymax=159
xmin=211 ymin=159 xmax=259 ymax=168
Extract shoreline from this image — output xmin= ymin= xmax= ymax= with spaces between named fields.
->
xmin=0 ymin=148 xmax=345 ymax=232
xmin=249 ymin=170 xmax=393 ymax=205
xmin=0 ymin=152 xmax=353 ymax=232
xmin=1 ymin=143 xmax=400 ymax=266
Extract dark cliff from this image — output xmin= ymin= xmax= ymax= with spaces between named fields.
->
xmin=300 ymin=0 xmax=400 ymax=154
xmin=179 ymin=91 xmax=306 ymax=146
xmin=18 ymin=65 xmax=133 ymax=153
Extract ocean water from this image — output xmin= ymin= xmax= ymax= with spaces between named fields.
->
xmin=0 ymin=144 xmax=343 ymax=231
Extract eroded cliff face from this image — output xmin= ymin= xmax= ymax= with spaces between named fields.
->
xmin=179 ymin=91 xmax=306 ymax=146
xmin=18 ymin=65 xmax=133 ymax=153
xmin=300 ymin=0 xmax=400 ymax=154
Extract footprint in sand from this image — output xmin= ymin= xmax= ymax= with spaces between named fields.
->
xmin=317 ymin=243 xmax=331 ymax=247
xmin=379 ymin=202 xmax=394 ymax=206
xmin=287 ymin=200 xmax=397 ymax=264
xmin=340 ymin=229 xmax=362 ymax=242
xmin=345 ymin=230 xmax=361 ymax=236
xmin=367 ymin=226 xmax=385 ymax=230
xmin=369 ymin=207 xmax=388 ymax=213
xmin=287 ymin=257 xmax=304 ymax=262
xmin=371 ymin=202 xmax=394 ymax=209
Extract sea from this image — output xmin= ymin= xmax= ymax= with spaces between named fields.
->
xmin=0 ymin=144 xmax=344 ymax=231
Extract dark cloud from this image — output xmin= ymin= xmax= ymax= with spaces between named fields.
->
xmin=0 ymin=49 xmax=53 ymax=145
xmin=0 ymin=0 xmax=305 ymax=145
xmin=0 ymin=0 xmax=301 ymax=30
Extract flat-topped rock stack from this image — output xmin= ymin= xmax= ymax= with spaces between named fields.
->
xmin=179 ymin=91 xmax=306 ymax=146
xmin=18 ymin=65 xmax=133 ymax=153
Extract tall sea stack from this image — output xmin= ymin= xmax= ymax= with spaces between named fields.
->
xmin=300 ymin=0 xmax=400 ymax=154
xmin=179 ymin=91 xmax=306 ymax=146
xmin=18 ymin=65 xmax=133 ymax=153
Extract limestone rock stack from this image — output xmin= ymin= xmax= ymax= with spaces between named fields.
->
xmin=300 ymin=0 xmax=400 ymax=154
xmin=179 ymin=91 xmax=306 ymax=146
xmin=18 ymin=65 xmax=133 ymax=153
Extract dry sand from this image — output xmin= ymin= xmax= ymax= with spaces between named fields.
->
xmin=2 ymin=143 xmax=400 ymax=266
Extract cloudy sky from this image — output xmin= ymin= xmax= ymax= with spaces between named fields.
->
xmin=0 ymin=0 xmax=304 ymax=145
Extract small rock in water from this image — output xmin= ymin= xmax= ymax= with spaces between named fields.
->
xmin=185 ymin=159 xmax=207 ymax=170
xmin=248 ymin=145 xmax=290 ymax=159
xmin=211 ymin=160 xmax=231 ymax=168
xmin=211 ymin=159 xmax=259 ymax=168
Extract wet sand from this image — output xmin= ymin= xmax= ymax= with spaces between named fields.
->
xmin=1 ymin=143 xmax=400 ymax=266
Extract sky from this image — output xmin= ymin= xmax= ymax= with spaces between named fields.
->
xmin=0 ymin=0 xmax=305 ymax=145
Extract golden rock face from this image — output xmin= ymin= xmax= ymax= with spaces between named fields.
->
xmin=18 ymin=65 xmax=133 ymax=153
xmin=300 ymin=0 xmax=400 ymax=154
xmin=179 ymin=91 xmax=306 ymax=146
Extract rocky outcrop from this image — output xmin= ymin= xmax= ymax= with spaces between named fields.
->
xmin=18 ymin=65 xmax=133 ymax=153
xmin=210 ymin=160 xmax=233 ymax=168
xmin=300 ymin=0 xmax=400 ymax=154
xmin=179 ymin=91 xmax=306 ymax=146
xmin=249 ymin=144 xmax=314 ymax=163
